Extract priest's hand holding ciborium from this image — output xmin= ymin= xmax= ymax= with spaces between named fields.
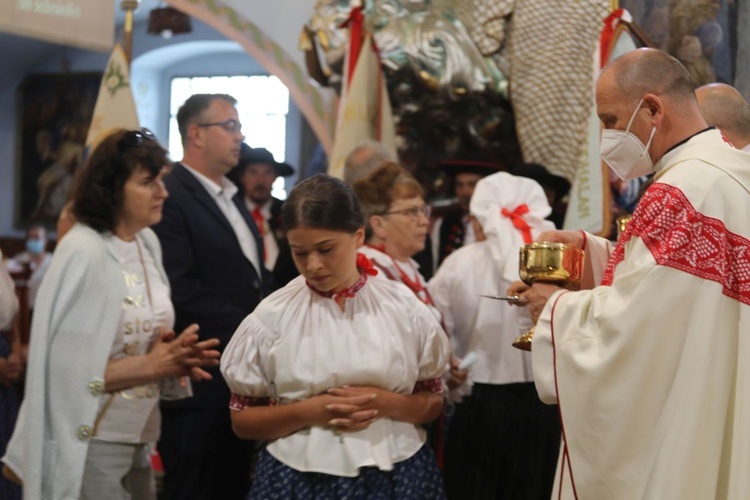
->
xmin=507 ymin=240 xmax=585 ymax=351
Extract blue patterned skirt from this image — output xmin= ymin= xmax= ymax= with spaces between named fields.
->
xmin=248 ymin=444 xmax=446 ymax=499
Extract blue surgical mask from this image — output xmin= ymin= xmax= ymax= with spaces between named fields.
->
xmin=26 ymin=239 xmax=45 ymax=255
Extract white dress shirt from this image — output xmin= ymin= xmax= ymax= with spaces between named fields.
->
xmin=183 ymin=164 xmax=261 ymax=274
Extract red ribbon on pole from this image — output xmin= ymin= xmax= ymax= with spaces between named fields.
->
xmin=340 ymin=6 xmax=364 ymax=87
xmin=600 ymin=8 xmax=625 ymax=67
xmin=501 ymin=204 xmax=533 ymax=244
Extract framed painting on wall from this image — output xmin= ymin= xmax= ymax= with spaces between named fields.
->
xmin=14 ymin=72 xmax=100 ymax=229
xmin=620 ymin=0 xmax=739 ymax=87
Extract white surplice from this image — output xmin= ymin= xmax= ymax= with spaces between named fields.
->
xmin=220 ymin=275 xmax=450 ymax=477
xmin=532 ymin=130 xmax=750 ymax=499
xmin=429 ymin=240 xmax=533 ymax=386
xmin=429 ymin=171 xmax=555 ymax=393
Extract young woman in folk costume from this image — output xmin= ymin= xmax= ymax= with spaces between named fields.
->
xmin=352 ymin=162 xmax=467 ymax=468
xmin=221 ymin=174 xmax=450 ymax=498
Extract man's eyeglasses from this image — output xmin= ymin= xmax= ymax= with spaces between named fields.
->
xmin=381 ymin=205 xmax=431 ymax=219
xmin=118 ymin=128 xmax=157 ymax=151
xmin=196 ymin=119 xmax=242 ymax=134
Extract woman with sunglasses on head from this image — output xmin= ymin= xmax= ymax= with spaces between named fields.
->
xmin=221 ymin=174 xmax=450 ymax=499
xmin=2 ymin=129 xmax=220 ymax=500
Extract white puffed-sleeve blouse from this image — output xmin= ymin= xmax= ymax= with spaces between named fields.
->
xmin=221 ymin=273 xmax=450 ymax=477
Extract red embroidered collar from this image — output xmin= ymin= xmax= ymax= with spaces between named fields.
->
xmin=306 ymin=253 xmax=378 ymax=309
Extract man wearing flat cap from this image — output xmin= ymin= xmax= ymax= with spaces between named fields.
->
xmin=236 ymin=144 xmax=298 ymax=287
xmin=431 ymin=158 xmax=504 ymax=270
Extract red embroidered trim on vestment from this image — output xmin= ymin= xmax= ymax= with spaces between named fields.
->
xmin=229 ymin=394 xmax=274 ymax=411
xmin=549 ymin=291 xmax=579 ymax=500
xmin=601 ymin=183 xmax=750 ymax=305
xmin=412 ymin=378 xmax=443 ymax=394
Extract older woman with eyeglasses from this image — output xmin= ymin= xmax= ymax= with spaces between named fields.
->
xmin=353 ymin=162 xmax=434 ymax=305
xmin=2 ymin=129 xmax=220 ymax=500
xmin=354 ymin=162 xmax=469 ymax=468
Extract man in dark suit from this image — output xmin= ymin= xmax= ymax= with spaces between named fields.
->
xmin=235 ymin=145 xmax=298 ymax=288
xmin=152 ymin=94 xmax=270 ymax=500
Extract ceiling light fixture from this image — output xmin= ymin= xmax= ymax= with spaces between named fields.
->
xmin=147 ymin=6 xmax=192 ymax=40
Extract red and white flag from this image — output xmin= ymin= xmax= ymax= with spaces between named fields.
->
xmin=327 ymin=5 xmax=397 ymax=179
xmin=564 ymin=9 xmax=637 ymax=235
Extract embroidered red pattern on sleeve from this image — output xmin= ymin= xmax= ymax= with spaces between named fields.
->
xmin=229 ymin=394 xmax=274 ymax=411
xmin=601 ymin=182 xmax=750 ymax=305
xmin=412 ymin=378 xmax=444 ymax=394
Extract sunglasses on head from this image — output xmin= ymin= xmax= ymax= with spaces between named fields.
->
xmin=117 ymin=128 xmax=157 ymax=151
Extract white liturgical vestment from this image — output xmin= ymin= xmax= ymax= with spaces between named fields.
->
xmin=532 ymin=129 xmax=750 ymax=499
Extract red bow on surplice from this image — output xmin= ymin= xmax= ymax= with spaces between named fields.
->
xmin=501 ymin=204 xmax=533 ymax=244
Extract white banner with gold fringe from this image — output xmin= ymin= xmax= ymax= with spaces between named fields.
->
xmin=85 ymin=43 xmax=140 ymax=148
xmin=564 ymin=10 xmax=638 ymax=235
xmin=327 ymin=6 xmax=396 ymax=180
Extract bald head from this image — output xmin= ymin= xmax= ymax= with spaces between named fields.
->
xmin=604 ymin=48 xmax=697 ymax=103
xmin=343 ymin=140 xmax=397 ymax=185
xmin=695 ymin=83 xmax=750 ymax=148
xmin=596 ymin=49 xmax=708 ymax=163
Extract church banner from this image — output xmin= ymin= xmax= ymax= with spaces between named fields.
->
xmin=327 ymin=6 xmax=396 ymax=180
xmin=0 ymin=0 xmax=114 ymax=52
xmin=85 ymin=43 xmax=140 ymax=148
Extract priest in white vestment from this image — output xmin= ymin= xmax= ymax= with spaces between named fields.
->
xmin=510 ymin=49 xmax=750 ymax=499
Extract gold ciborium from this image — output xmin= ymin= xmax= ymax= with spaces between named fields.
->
xmin=512 ymin=242 xmax=585 ymax=351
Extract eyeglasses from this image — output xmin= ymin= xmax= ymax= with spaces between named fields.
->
xmin=381 ymin=204 xmax=431 ymax=219
xmin=196 ymin=119 xmax=242 ymax=134
xmin=117 ymin=128 xmax=157 ymax=152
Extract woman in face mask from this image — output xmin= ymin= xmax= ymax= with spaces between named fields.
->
xmin=8 ymin=225 xmax=53 ymax=312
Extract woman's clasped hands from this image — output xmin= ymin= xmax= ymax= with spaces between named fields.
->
xmin=148 ymin=324 xmax=221 ymax=382
xmin=302 ymin=386 xmax=409 ymax=433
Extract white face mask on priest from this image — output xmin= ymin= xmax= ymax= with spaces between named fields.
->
xmin=600 ymin=98 xmax=658 ymax=181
